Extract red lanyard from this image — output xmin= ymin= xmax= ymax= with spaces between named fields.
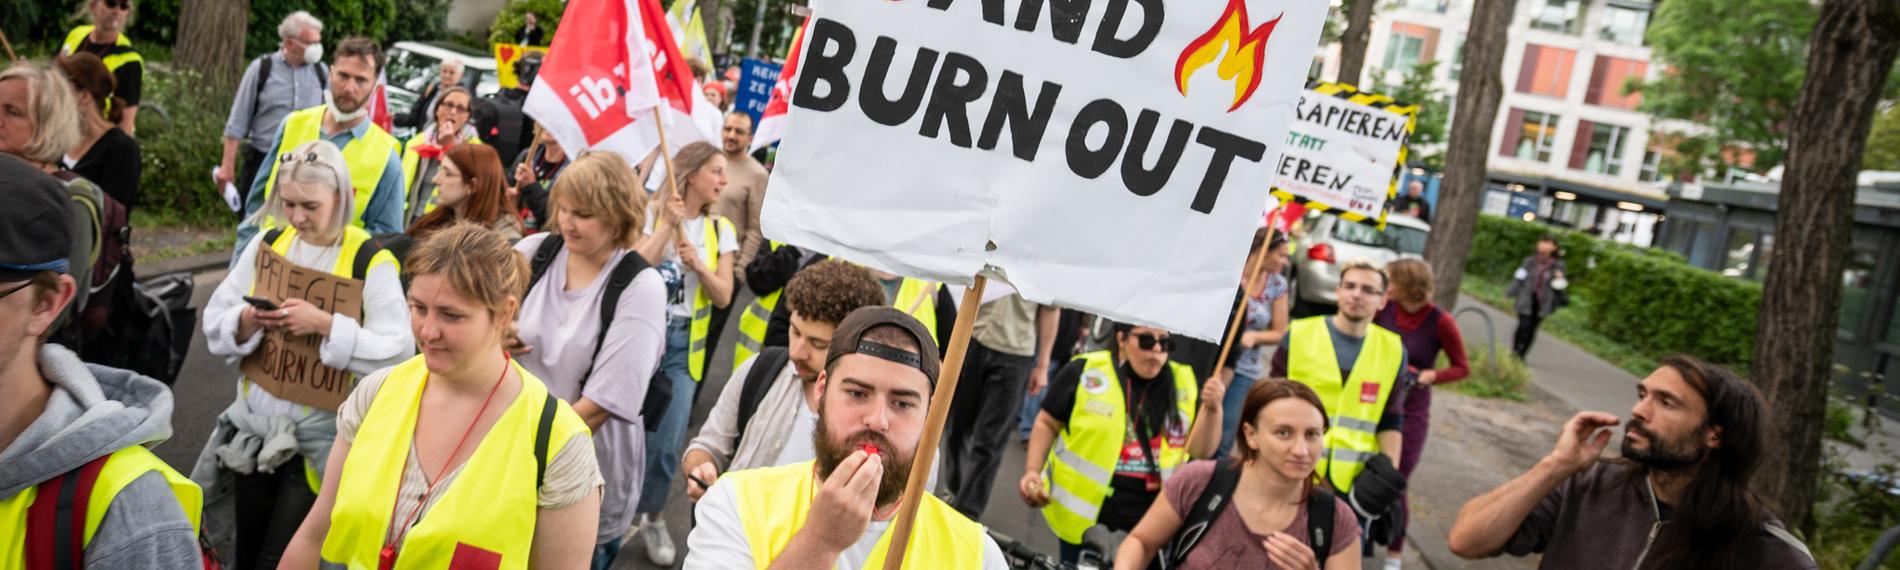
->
xmin=379 ymin=352 xmax=511 ymax=570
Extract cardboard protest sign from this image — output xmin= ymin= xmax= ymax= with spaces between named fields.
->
xmin=494 ymin=43 xmax=550 ymax=90
xmin=736 ymin=58 xmax=782 ymax=126
xmin=239 ymin=247 xmax=365 ymax=411
xmin=1270 ymin=80 xmax=1418 ymax=229
xmin=760 ymin=0 xmax=1326 ymax=340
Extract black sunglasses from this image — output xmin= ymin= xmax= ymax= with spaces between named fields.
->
xmin=102 ymin=0 xmax=131 ymax=10
xmin=1132 ymin=332 xmax=1175 ymax=352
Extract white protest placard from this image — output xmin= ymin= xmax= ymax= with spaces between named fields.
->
xmin=1272 ymin=81 xmax=1418 ymax=227
xmin=761 ymin=0 xmax=1327 ymax=340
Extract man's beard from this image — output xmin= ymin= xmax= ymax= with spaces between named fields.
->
xmin=1621 ymin=419 xmax=1705 ymax=472
xmin=813 ymin=402 xmax=912 ymax=509
xmin=326 ymin=90 xmax=368 ymax=122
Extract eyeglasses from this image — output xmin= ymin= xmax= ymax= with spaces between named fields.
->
xmin=1132 ymin=333 xmax=1175 ymax=352
xmin=0 ymin=281 xmax=34 ymax=301
xmin=102 ymin=0 xmax=131 ymax=10
xmin=1339 ymin=282 xmax=1385 ymax=296
xmin=437 ymin=101 xmax=470 ymax=113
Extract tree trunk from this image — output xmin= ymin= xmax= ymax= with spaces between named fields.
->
xmin=1750 ymin=0 xmax=1899 ymax=534
xmin=1335 ymin=0 xmax=1378 ymax=86
xmin=173 ymin=0 xmax=247 ymax=87
xmin=1422 ymin=0 xmax=1517 ymax=309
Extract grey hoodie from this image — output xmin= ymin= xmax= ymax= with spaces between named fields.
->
xmin=0 ymin=345 xmax=202 ymax=568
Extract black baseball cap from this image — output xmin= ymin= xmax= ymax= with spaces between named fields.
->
xmin=0 ymin=155 xmax=72 ymax=281
xmin=825 ymin=306 xmax=942 ymax=388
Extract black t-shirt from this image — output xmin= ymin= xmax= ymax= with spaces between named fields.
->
xmin=74 ymin=37 xmax=143 ymax=106
xmin=66 ymin=127 xmax=140 ymax=211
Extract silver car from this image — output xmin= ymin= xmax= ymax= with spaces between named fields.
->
xmin=383 ymin=41 xmax=502 ymax=138
xmin=1291 ymin=211 xmax=1431 ymax=310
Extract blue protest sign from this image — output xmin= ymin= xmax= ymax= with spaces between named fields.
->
xmin=736 ymin=58 xmax=782 ymax=125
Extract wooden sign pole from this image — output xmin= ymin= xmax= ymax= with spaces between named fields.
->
xmin=881 ymin=275 xmax=987 ymax=570
xmin=1209 ymin=209 xmax=1283 ymax=381
xmin=0 ymin=29 xmax=16 ymax=62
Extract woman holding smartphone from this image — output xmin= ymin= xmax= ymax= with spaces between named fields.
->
xmin=195 ymin=140 xmax=414 ymax=569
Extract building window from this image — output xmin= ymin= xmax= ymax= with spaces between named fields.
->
xmin=1661 ymin=218 xmax=1704 ymax=262
xmin=1572 ymin=122 xmax=1630 ymax=176
xmin=1310 ymin=57 xmax=1326 ymax=81
xmin=1585 ymin=56 xmax=1647 ymax=109
xmin=1722 ymin=228 xmax=1759 ymax=278
xmin=1516 ymin=44 xmax=1577 ymax=98
xmin=1503 ymin=110 xmax=1561 ymax=162
xmin=1841 ymin=250 xmax=1878 ymax=335
xmin=1638 ymin=149 xmax=1663 ymax=182
xmin=1531 ymin=0 xmax=1589 ymax=34
xmin=1598 ymin=5 xmax=1651 ymax=44
xmin=1383 ymin=34 xmax=1428 ymax=74
xmin=1449 ymin=36 xmax=1466 ymax=80
xmin=1403 ymin=0 xmax=1451 ymax=13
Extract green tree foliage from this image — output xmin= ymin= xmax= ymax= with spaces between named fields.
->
xmin=1370 ymin=61 xmax=1450 ymax=170
xmin=1640 ymin=0 xmax=1817 ymax=174
xmin=247 ymin=0 xmax=397 ymax=60
xmin=1865 ymin=103 xmax=1900 ymax=172
xmin=490 ymin=0 xmax=565 ymax=46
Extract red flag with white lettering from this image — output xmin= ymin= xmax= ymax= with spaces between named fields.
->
xmin=750 ymin=15 xmax=810 ymax=153
xmin=525 ymin=0 xmax=711 ymax=164
xmin=370 ymin=69 xmax=393 ymax=132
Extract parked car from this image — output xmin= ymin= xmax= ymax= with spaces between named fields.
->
xmin=1291 ymin=211 xmax=1431 ymax=312
xmin=383 ymin=41 xmax=501 ymax=138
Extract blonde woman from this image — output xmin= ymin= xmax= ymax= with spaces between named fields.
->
xmin=512 ymin=153 xmax=668 ymax=568
xmin=627 ymin=141 xmax=734 ymax=565
xmin=195 ymin=140 xmax=413 ymax=568
xmin=281 ymin=222 xmax=602 ymax=569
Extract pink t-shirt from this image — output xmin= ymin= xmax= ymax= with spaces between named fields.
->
xmin=1163 ymin=460 xmax=1361 ymax=568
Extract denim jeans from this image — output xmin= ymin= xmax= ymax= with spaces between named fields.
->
xmin=637 ymin=318 xmax=694 ymax=513
xmin=1216 ymin=371 xmax=1261 ymax=458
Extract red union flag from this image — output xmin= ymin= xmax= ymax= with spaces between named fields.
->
xmin=526 ymin=0 xmax=704 ymax=163
xmin=750 ymin=15 xmax=810 ymax=152
xmin=369 ymin=69 xmax=393 ymax=132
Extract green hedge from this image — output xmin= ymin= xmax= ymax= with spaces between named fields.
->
xmin=1465 ymin=214 xmax=1757 ymax=367
xmin=139 ymin=68 xmax=236 ymax=227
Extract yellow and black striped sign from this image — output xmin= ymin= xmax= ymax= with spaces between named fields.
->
xmin=1270 ymin=80 xmax=1419 ymax=231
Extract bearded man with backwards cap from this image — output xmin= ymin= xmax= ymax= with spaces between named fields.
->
xmin=683 ymin=306 xmax=1010 ymax=569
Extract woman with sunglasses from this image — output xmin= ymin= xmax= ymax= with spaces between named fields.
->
xmin=1021 ymin=323 xmax=1215 ymax=566
xmin=1114 ymin=379 xmax=1362 ymax=570
xmin=195 ymin=140 xmax=414 ymax=569
xmin=281 ymin=222 xmax=602 ymax=569
xmin=399 ymin=85 xmax=480 ymax=226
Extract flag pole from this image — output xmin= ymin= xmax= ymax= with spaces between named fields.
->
xmin=1210 ymin=208 xmax=1283 ymax=381
xmin=652 ymin=106 xmax=688 ymax=238
xmin=881 ymin=275 xmax=987 ymax=570
xmin=0 ymin=29 xmax=17 ymax=62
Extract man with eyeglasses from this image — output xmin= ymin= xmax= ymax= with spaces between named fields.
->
xmin=232 ymin=37 xmax=406 ymax=261
xmin=713 ymin=111 xmax=772 ymax=286
xmin=1271 ymin=258 xmax=1410 ymax=545
xmin=220 ymin=11 xmax=329 ymax=207
xmin=60 ymin=0 xmax=143 ymax=134
xmin=1021 ymin=322 xmax=1209 ymax=565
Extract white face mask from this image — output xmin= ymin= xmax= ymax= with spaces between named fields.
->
xmin=326 ymin=90 xmax=369 ymax=123
xmin=303 ymin=43 xmax=323 ymax=65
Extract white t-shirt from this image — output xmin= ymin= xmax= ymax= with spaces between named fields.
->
xmin=772 ymin=403 xmax=819 ymax=466
xmin=684 ymin=478 xmax=1010 ymax=570
xmin=648 ymin=213 xmax=739 ymax=319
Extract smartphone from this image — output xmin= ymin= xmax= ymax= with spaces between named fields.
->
xmin=243 ymin=296 xmax=280 ymax=311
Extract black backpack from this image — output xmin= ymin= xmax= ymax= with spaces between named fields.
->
xmin=527 ymin=235 xmax=668 ymax=432
xmin=734 ymin=346 xmax=792 ymax=439
xmin=1161 ymin=459 xmax=1336 ymax=569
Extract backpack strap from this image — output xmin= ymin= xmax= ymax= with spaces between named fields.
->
xmin=1162 ymin=459 xmax=1243 ymax=569
xmin=252 ymin=54 xmax=273 ymax=119
xmin=577 ymin=251 xmax=651 ymax=393
xmin=535 ymin=393 xmax=557 ymax=489
xmin=1308 ymin=487 xmax=1337 ymax=560
xmin=25 ymin=454 xmax=112 ymax=570
xmin=526 ymin=234 xmax=565 ymax=292
xmin=261 ymin=228 xmax=286 ymax=250
xmin=734 ymin=347 xmax=791 ymax=439
xmin=352 ymin=235 xmax=389 ymax=281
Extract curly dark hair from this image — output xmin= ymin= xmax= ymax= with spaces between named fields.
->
xmin=784 ymin=260 xmax=885 ymax=326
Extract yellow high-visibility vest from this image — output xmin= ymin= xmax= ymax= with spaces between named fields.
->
xmin=729 ymin=461 xmax=989 ymax=569
xmin=1 ymin=446 xmax=202 ymax=569
xmin=60 ymin=26 xmax=142 ymax=86
xmin=1284 ymin=316 xmax=1403 ymax=492
xmin=686 ymin=215 xmax=734 ymax=382
xmin=320 ymin=355 xmax=590 ymax=568
xmin=261 ymin=105 xmax=400 ymax=229
xmin=732 ymin=241 xmax=786 ymax=369
xmin=1041 ymin=350 xmax=1197 ymax=544
xmin=892 ymin=278 xmax=940 ymax=340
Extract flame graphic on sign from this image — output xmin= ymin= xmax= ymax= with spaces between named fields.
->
xmin=1174 ymin=0 xmax=1284 ymax=112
